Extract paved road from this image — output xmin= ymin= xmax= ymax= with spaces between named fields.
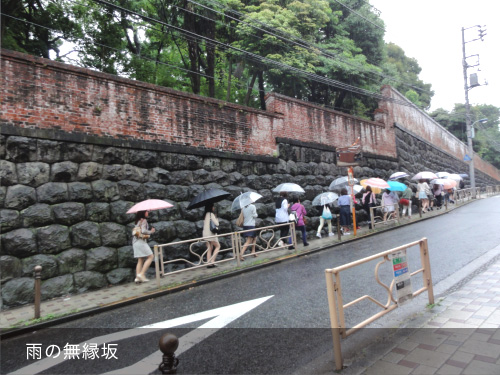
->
xmin=4 ymin=197 xmax=500 ymax=374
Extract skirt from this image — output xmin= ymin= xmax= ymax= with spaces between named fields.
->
xmin=133 ymin=239 xmax=153 ymax=258
xmin=243 ymin=225 xmax=256 ymax=238
xmin=418 ymin=191 xmax=428 ymax=199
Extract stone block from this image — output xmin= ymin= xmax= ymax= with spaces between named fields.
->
xmin=5 ymin=184 xmax=36 ymax=210
xmin=86 ymin=246 xmax=117 ymax=273
xmin=36 ymin=182 xmax=69 ymax=204
xmin=51 ymin=161 xmax=79 ymax=182
xmin=1 ymin=228 xmax=38 ymax=257
xmin=86 ymin=202 xmax=110 ymax=222
xmin=74 ymin=271 xmax=107 ymax=293
xmin=91 ymin=180 xmax=119 ymax=202
xmin=100 ymin=222 xmax=127 ymax=247
xmin=17 ymin=162 xmax=50 ymax=187
xmin=41 ymin=274 xmax=74 ymax=300
xmin=0 ymin=255 xmax=22 ymax=284
xmin=67 ymin=182 xmax=94 ymax=203
xmin=0 ymin=209 xmax=22 ymax=232
xmin=2 ymin=277 xmax=35 ymax=307
xmin=22 ymin=254 xmax=58 ymax=279
xmin=77 ymin=162 xmax=103 ymax=181
xmin=71 ymin=221 xmax=101 ymax=248
xmin=0 ymin=160 xmax=18 ymax=186
xmin=37 ymin=224 xmax=72 ymax=254
xmin=21 ymin=203 xmax=53 ymax=227
xmin=52 ymin=202 xmax=86 ymax=225
xmin=106 ymin=268 xmax=134 ymax=285
xmin=57 ymin=248 xmax=86 ymax=274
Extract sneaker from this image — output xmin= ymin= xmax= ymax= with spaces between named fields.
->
xmin=303 ymin=242 xmax=309 ymax=246
xmin=288 ymin=246 xmax=295 ymax=250
xmin=344 ymin=232 xmax=351 ymax=235
xmin=278 ymin=240 xmax=284 ymax=247
xmin=328 ymin=233 xmax=334 ymax=237
xmin=316 ymin=233 xmax=321 ymax=238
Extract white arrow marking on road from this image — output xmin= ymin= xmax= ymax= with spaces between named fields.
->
xmin=9 ymin=295 xmax=273 ymax=375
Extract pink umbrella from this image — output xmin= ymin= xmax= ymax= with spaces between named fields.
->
xmin=362 ymin=178 xmax=390 ymax=189
xmin=126 ymin=199 xmax=173 ymax=214
xmin=430 ymin=179 xmax=457 ymax=190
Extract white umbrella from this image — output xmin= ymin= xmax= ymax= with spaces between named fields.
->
xmin=411 ymin=171 xmax=438 ymax=181
xmin=353 ymin=185 xmax=364 ymax=194
xmin=447 ymin=173 xmax=463 ymax=182
xmin=312 ymin=192 xmax=339 ymax=206
xmin=231 ymin=192 xmax=263 ymax=211
xmin=329 ymin=176 xmax=359 ymax=191
xmin=436 ymin=172 xmax=450 ymax=178
xmin=389 ymin=172 xmax=409 ymax=180
xmin=272 ymin=183 xmax=305 ymax=193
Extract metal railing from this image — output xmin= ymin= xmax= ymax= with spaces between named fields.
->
xmin=324 ymin=238 xmax=433 ymax=370
xmin=369 ymin=202 xmax=400 ymax=229
xmin=153 ymin=222 xmax=296 ymax=287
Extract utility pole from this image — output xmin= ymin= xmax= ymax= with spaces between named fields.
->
xmin=462 ymin=25 xmax=486 ymax=188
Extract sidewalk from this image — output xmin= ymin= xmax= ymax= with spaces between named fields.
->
xmin=0 ymin=198 xmax=483 ymax=334
xmin=356 ymin=257 xmax=500 ymax=375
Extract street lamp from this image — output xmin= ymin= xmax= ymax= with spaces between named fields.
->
xmin=470 ymin=118 xmax=488 ymax=139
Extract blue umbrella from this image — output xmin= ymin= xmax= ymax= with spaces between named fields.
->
xmin=387 ymin=180 xmax=406 ymax=192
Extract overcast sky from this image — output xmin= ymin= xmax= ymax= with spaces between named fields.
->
xmin=369 ymin=0 xmax=499 ymax=112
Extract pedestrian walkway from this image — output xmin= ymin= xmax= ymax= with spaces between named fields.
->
xmin=336 ymin=256 xmax=500 ymax=375
xmin=0 ymin=198 xmax=478 ymax=332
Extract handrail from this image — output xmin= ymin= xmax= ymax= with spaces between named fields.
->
xmin=325 ymin=237 xmax=433 ymax=370
xmin=153 ymin=222 xmax=296 ymax=287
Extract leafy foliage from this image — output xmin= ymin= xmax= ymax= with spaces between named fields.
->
xmin=430 ymin=104 xmax=500 ymax=168
xmin=1 ymin=0 xmax=434 ymax=116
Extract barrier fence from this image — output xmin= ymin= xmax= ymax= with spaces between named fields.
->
xmin=153 ymin=222 xmax=296 ymax=287
xmin=324 ymin=238 xmax=433 ymax=370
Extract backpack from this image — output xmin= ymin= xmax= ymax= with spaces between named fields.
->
xmin=289 ymin=210 xmax=298 ymax=223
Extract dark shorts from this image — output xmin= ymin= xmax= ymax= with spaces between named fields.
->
xmin=243 ymin=225 xmax=256 ymax=238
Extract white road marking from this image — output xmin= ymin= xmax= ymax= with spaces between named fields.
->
xmin=10 ymin=295 xmax=273 ymax=375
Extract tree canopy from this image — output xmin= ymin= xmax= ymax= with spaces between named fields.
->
xmin=430 ymin=104 xmax=500 ymax=169
xmin=1 ymin=0 xmax=433 ymax=117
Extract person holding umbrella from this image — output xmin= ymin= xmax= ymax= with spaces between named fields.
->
xmin=338 ymin=188 xmax=352 ymax=235
xmin=361 ymin=186 xmax=376 ymax=229
xmin=417 ymin=179 xmax=431 ymax=212
xmin=400 ymin=182 xmax=413 ymax=219
xmin=239 ymin=202 xmax=258 ymax=260
xmin=127 ymin=199 xmax=173 ymax=283
xmin=132 ymin=211 xmax=156 ymax=283
xmin=203 ymin=204 xmax=221 ymax=268
xmin=275 ymin=192 xmax=293 ymax=249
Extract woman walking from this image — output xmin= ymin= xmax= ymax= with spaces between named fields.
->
xmin=240 ymin=203 xmax=258 ymax=260
xmin=132 ymin=211 xmax=156 ymax=283
xmin=417 ymin=179 xmax=431 ymax=213
xmin=362 ymin=186 xmax=376 ymax=229
xmin=203 ymin=204 xmax=221 ymax=268
xmin=400 ymin=182 xmax=413 ymax=219
xmin=290 ymin=197 xmax=309 ymax=246
xmin=316 ymin=204 xmax=334 ymax=238
xmin=338 ymin=188 xmax=352 ymax=235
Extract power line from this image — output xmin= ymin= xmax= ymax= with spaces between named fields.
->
xmin=331 ymin=0 xmax=385 ymax=31
xmin=89 ymin=0 xmax=418 ymax=108
xmin=193 ymin=0 xmax=430 ymax=95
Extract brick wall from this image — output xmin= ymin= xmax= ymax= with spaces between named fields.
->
xmin=378 ymin=86 xmax=500 ymax=181
xmin=1 ymin=50 xmax=394 ymax=159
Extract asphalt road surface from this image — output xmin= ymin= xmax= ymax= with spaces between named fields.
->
xmin=3 ymin=197 xmax=500 ymax=375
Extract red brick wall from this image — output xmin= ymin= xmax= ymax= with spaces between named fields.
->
xmin=266 ymin=93 xmax=397 ymax=158
xmin=0 ymin=50 xmax=395 ymax=158
xmin=379 ymin=86 xmax=500 ymax=181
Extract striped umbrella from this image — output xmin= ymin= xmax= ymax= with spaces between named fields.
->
xmin=389 ymin=172 xmax=409 ymax=180
xmin=360 ymin=178 xmax=389 ymax=194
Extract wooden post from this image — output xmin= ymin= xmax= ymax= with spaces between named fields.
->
xmin=34 ymin=265 xmax=42 ymax=319
xmin=154 ymin=245 xmax=161 ymax=288
xmin=419 ymin=239 xmax=434 ymax=305
xmin=348 ymin=167 xmax=357 ymax=236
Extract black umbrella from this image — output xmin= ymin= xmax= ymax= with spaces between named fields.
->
xmin=187 ymin=188 xmax=231 ymax=210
